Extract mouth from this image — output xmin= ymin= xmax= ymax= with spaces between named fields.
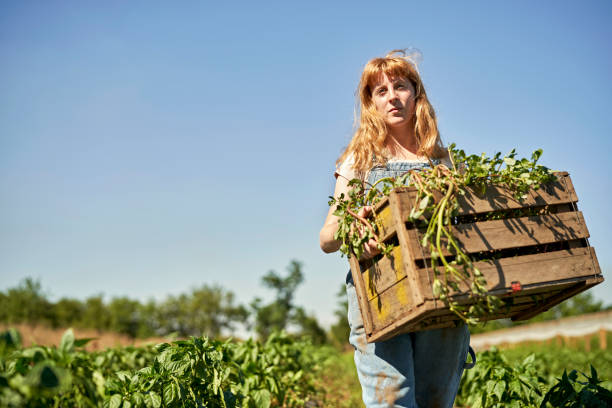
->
xmin=389 ymin=107 xmax=401 ymax=113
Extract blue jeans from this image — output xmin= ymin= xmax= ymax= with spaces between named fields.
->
xmin=346 ymin=160 xmax=472 ymax=408
xmin=347 ymin=281 xmax=470 ymax=407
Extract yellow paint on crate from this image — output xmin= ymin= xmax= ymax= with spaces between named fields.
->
xmin=371 ymin=246 xmax=410 ymax=323
xmin=391 ymin=246 xmax=404 ymax=280
xmin=365 ymin=266 xmax=376 ymax=298
xmin=375 ymin=206 xmax=393 ymax=238
xmin=375 ymin=292 xmax=390 ymax=321
xmin=373 ymin=282 xmax=410 ymax=323
xmin=391 ymin=246 xmax=410 ymax=307
xmin=365 ymin=245 xmax=403 ymax=298
xmin=395 ymin=278 xmax=409 ymax=307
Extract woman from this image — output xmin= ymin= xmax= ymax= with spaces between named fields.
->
xmin=320 ymin=50 xmax=471 ymax=408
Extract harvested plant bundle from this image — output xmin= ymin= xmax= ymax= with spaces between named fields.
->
xmin=329 ymin=144 xmax=556 ymax=324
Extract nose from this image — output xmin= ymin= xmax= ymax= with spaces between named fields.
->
xmin=388 ymin=88 xmax=399 ymax=101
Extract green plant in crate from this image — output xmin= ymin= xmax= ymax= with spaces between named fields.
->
xmin=329 ymin=144 xmax=556 ymax=324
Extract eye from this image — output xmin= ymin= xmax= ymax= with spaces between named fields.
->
xmin=375 ymin=87 xmax=387 ymax=96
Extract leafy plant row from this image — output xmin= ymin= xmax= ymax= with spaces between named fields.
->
xmin=2 ymin=328 xmax=611 ymax=407
xmin=457 ymin=347 xmax=612 ymax=408
xmin=0 ymin=329 xmax=329 ymax=408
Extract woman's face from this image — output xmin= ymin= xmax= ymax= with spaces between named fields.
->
xmin=371 ymin=73 xmax=416 ymax=128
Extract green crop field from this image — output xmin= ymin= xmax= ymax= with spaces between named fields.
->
xmin=1 ymin=328 xmax=611 ymax=407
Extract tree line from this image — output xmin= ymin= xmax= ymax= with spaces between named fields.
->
xmin=0 ymin=260 xmax=350 ymax=346
xmin=2 ymin=259 xmax=605 ymax=344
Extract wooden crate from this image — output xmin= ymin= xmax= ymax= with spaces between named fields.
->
xmin=349 ymin=172 xmax=604 ymax=343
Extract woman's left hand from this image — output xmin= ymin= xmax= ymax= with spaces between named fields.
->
xmin=361 ymin=238 xmax=380 ymax=260
xmin=356 ymin=206 xmax=381 ymax=260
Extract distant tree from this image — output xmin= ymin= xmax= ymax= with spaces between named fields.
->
xmin=51 ymin=298 xmax=85 ymax=328
xmin=0 ymin=278 xmax=52 ymax=325
xmin=251 ymin=260 xmax=305 ymax=340
xmin=157 ymin=285 xmax=248 ymax=338
xmin=251 ymin=260 xmax=327 ymax=343
xmin=79 ymin=295 xmax=112 ymax=331
xmin=292 ymin=306 xmax=327 ymax=345
xmin=0 ymin=292 xmax=6 ymax=323
xmin=108 ymin=297 xmax=143 ymax=338
xmin=136 ymin=299 xmax=159 ymax=338
xmin=329 ymin=284 xmax=350 ymax=348
xmin=528 ymin=292 xmax=604 ymax=322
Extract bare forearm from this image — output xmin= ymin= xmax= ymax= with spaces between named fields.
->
xmin=319 ymin=223 xmax=341 ymax=253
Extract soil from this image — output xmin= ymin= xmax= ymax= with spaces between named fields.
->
xmin=0 ymin=323 xmax=170 ymax=351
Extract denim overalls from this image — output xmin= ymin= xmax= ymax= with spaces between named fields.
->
xmin=346 ymin=160 xmax=472 ymax=408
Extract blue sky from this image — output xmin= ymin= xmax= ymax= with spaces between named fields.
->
xmin=1 ymin=1 xmax=611 ymax=328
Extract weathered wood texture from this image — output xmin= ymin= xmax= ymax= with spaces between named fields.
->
xmin=350 ymin=172 xmax=604 ymax=343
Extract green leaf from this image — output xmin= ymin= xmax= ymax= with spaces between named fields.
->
xmin=163 ymin=382 xmax=177 ymax=405
xmin=522 ymin=354 xmax=535 ymax=366
xmin=60 ymin=328 xmax=75 ymax=353
xmin=0 ymin=328 xmax=22 ymax=348
xmin=419 ymin=195 xmax=430 ymax=210
xmin=292 ymin=370 xmax=304 ymax=381
xmin=493 ymin=380 xmax=506 ymax=401
xmin=432 ymin=280 xmax=442 ymax=297
xmin=109 ymin=394 xmax=122 ymax=408
xmin=589 ymin=365 xmax=599 ymax=384
xmin=509 ymin=399 xmax=520 ymax=408
xmin=38 ymin=364 xmax=61 ymax=388
xmin=74 ymin=337 xmax=96 ymax=347
xmin=252 ymin=389 xmax=271 ymax=408
xmin=132 ymin=392 xmax=145 ymax=406
xmin=409 ymin=208 xmax=423 ymax=220
xmin=144 ymin=392 xmax=162 ymax=408
xmin=486 ymin=379 xmax=496 ymax=395
xmin=508 ymin=379 xmax=521 ymax=396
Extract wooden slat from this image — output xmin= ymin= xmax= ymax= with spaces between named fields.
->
xmin=560 ymin=172 xmax=579 ymax=203
xmin=393 ymin=172 xmax=576 ymax=217
xmin=390 ymin=191 xmax=425 ymax=307
xmin=366 ymin=272 xmax=603 ymax=340
xmin=368 ymin=283 xmax=567 ymax=340
xmin=367 ymin=274 xmax=602 ymax=341
xmin=373 ymin=203 xmax=396 ymax=243
xmin=368 ymin=301 xmax=538 ymax=342
xmin=456 ymin=173 xmax=576 ymax=215
xmin=364 ymin=248 xmax=602 ymax=338
xmin=415 ymin=247 xmax=599 ymax=298
xmin=589 ymin=247 xmax=602 ymax=275
xmin=349 ymin=255 xmax=375 ymax=336
xmin=408 ymin=212 xmax=589 ymax=260
xmin=362 ymin=245 xmax=406 ymax=301
xmin=372 ymin=173 xmax=577 ymax=245
xmin=367 ymin=277 xmax=415 ymax=332
xmin=512 ymin=276 xmax=603 ymax=321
